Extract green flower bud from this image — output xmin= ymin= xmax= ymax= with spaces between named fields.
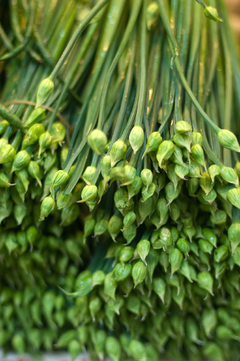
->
xmin=78 ymin=184 xmax=98 ymax=203
xmin=227 ymin=188 xmax=240 ymax=209
xmin=216 ymin=325 xmax=238 ymax=341
xmin=22 ymin=123 xmax=45 ymax=149
xmin=153 ymin=278 xmax=166 ymax=304
xmin=104 ymin=271 xmax=117 ymax=299
xmin=129 ymin=126 xmax=144 ymax=154
xmin=28 ymin=161 xmax=42 ymax=186
xmin=203 ymin=342 xmax=224 ymax=361
xmin=127 ymin=296 xmax=141 ymax=316
xmin=13 ymin=204 xmax=27 ymax=225
xmin=36 ymin=77 xmax=54 ymax=107
xmin=228 ymin=223 xmax=240 ymax=253
xmin=39 ymin=196 xmax=55 ymax=220
xmin=137 ymin=196 xmax=153 ymax=224
xmin=0 ymin=144 xmax=16 ymax=164
xmin=191 ymin=144 xmax=206 ymax=168
xmin=175 ymin=120 xmax=192 ymax=134
xmin=89 ymin=294 xmax=102 ymax=321
xmin=186 ymin=178 xmax=199 ymax=196
xmin=56 ymin=190 xmax=72 ymax=210
xmin=61 ymin=203 xmax=80 ymax=226
xmin=180 ymin=260 xmax=195 ymax=282
xmin=43 ymin=151 xmax=57 ymax=174
xmin=173 ymin=133 xmax=192 ymax=152
xmin=208 ymin=165 xmax=221 ymax=182
xmin=217 ymin=129 xmax=240 ymax=152
xmin=220 ymin=166 xmax=239 ymax=186
xmin=87 ymin=129 xmax=107 ymax=155
xmin=128 ymin=176 xmax=143 ymax=199
xmin=132 ymin=261 xmax=147 ymax=287
xmin=169 ymin=202 xmax=180 ymax=222
xmin=94 ymin=218 xmax=108 ymax=236
xmin=25 ymin=107 xmax=46 ymax=128
xmin=204 ymin=6 xmax=222 ymax=22
xmin=82 ymin=166 xmax=97 ymax=185
xmin=137 ymin=239 xmax=150 ymax=265
xmin=156 ymin=140 xmax=175 ymax=167
xmin=123 ymin=211 xmax=136 ymax=231
xmin=172 ymin=286 xmax=185 ymax=310
xmin=129 ymin=340 xmax=147 ymax=361
xmin=159 ymin=227 xmax=172 ymax=247
xmin=141 ymin=169 xmax=153 ymax=191
xmin=109 ymin=166 xmax=125 ymax=183
xmin=16 ymin=169 xmax=29 ymax=192
xmin=174 ymin=164 xmax=189 ymax=179
xmin=202 ymin=228 xmax=217 ymax=247
xmin=200 ymin=172 xmax=213 ymax=195
xmin=92 ymin=270 xmax=105 ymax=288
xmin=156 ymin=197 xmax=168 ymax=223
xmin=68 ymin=339 xmax=81 ymax=361
xmin=197 ymin=271 xmax=214 ymax=295
xmin=146 ymin=2 xmax=159 ymax=29
xmin=232 ymin=247 xmax=240 ymax=267
xmin=188 ymin=162 xmax=201 ymax=179
xmin=121 ymin=165 xmax=136 ymax=186
xmin=0 ymin=120 xmax=9 ymax=134
xmin=107 ymin=295 xmax=124 ymax=316
xmin=165 ymin=181 xmax=182 ymax=205
xmin=143 ymin=132 xmax=162 ymax=157
xmin=114 ymin=188 xmax=134 ymax=215
xmin=55 ymin=330 xmax=76 ymax=348
xmin=12 ymin=334 xmax=25 ymax=355
xmin=170 ymin=248 xmax=183 ymax=275
xmin=107 ymin=214 xmax=122 ymax=241
xmin=106 ymin=337 xmax=121 ymax=361
xmin=201 ymin=309 xmax=217 ymax=338
xmin=114 ymin=263 xmax=132 ymax=282
xmin=51 ymin=170 xmax=69 ymax=192
xmin=50 ymin=122 xmax=66 ymax=146
xmin=170 ymin=145 xmax=187 ymax=167
xmin=83 ymin=215 xmax=95 ymax=240
xmin=12 ymin=150 xmax=30 ymax=172
xmin=199 ymin=238 xmax=214 ymax=254
xmin=177 ymin=238 xmax=190 ymax=254
xmin=210 ymin=210 xmax=227 ymax=225
xmin=123 ymin=223 xmax=136 ymax=244
xmin=38 ymin=131 xmax=52 ymax=156
xmin=110 ymin=139 xmax=127 ymax=167
xmin=141 ymin=182 xmax=155 ymax=202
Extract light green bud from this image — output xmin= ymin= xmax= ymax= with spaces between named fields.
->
xmin=177 ymin=238 xmax=190 ymax=254
xmin=57 ymin=190 xmax=72 ymax=210
xmin=114 ymin=263 xmax=132 ymax=282
xmin=129 ymin=126 xmax=144 ymax=153
xmin=39 ymin=196 xmax=55 ymax=220
xmin=61 ymin=203 xmax=80 ymax=226
xmin=123 ymin=211 xmax=136 ymax=231
xmin=173 ymin=133 xmax=192 ymax=152
xmin=175 ymin=120 xmax=192 ymax=134
xmin=165 ymin=181 xmax=182 ymax=205
xmin=12 ymin=334 xmax=25 ymax=355
xmin=25 ymin=107 xmax=46 ymax=127
xmin=208 ymin=165 xmax=220 ymax=182
xmin=204 ymin=6 xmax=222 ymax=22
xmin=174 ymin=164 xmax=189 ymax=179
xmin=0 ymin=144 xmax=16 ymax=164
xmin=146 ymin=2 xmax=159 ymax=30
xmin=129 ymin=340 xmax=147 ymax=361
xmin=50 ymin=122 xmax=66 ymax=146
xmin=87 ymin=129 xmax=107 ymax=155
xmin=156 ymin=140 xmax=175 ymax=167
xmin=36 ymin=77 xmax=54 ymax=107
xmin=123 ymin=223 xmax=136 ymax=244
xmin=159 ymin=227 xmax=172 ymax=247
xmin=143 ymin=132 xmax=162 ymax=157
xmin=232 ymin=247 xmax=240 ymax=267
xmin=202 ymin=228 xmax=217 ymax=247
xmin=0 ymin=120 xmax=9 ymax=134
xmin=217 ymin=129 xmax=240 ymax=152
xmin=118 ymin=246 xmax=134 ymax=264
xmin=170 ymin=145 xmax=186 ymax=167
xmin=128 ymin=176 xmax=143 ymax=199
xmin=105 ymin=337 xmax=121 ymax=361
xmin=22 ymin=123 xmax=45 ymax=149
xmin=210 ymin=210 xmax=227 ymax=225
xmin=92 ymin=270 xmax=105 ymax=287
xmin=201 ymin=309 xmax=217 ymax=338
xmin=198 ymin=239 xmax=213 ymax=254
xmin=122 ymin=165 xmax=136 ymax=186
xmin=141 ymin=169 xmax=153 ymax=191
xmin=220 ymin=166 xmax=239 ymax=186
xmin=28 ymin=161 xmax=42 ymax=186
xmin=89 ymin=294 xmax=102 ymax=321
xmin=153 ymin=278 xmax=166 ymax=304
xmin=13 ymin=204 xmax=27 ymax=225
xmin=68 ymin=339 xmax=81 ymax=361
xmin=228 ymin=223 xmax=240 ymax=253
xmin=172 ymin=286 xmax=185 ymax=310
xmin=101 ymin=155 xmax=111 ymax=183
xmin=12 ymin=150 xmax=30 ymax=172
xmin=107 ymin=214 xmax=122 ymax=240
xmin=107 ymin=294 xmax=124 ymax=315
xmin=227 ymin=188 xmax=240 ymax=209
xmin=55 ymin=330 xmax=76 ymax=348
xmin=137 ymin=239 xmax=150 ymax=265
xmin=94 ymin=218 xmax=108 ymax=236
xmin=51 ymin=170 xmax=69 ymax=190
xmin=38 ymin=131 xmax=52 ymax=156
xmin=114 ymin=188 xmax=134 ymax=214
xmin=110 ymin=139 xmax=127 ymax=167
xmin=170 ymin=248 xmax=183 ymax=275
xmin=82 ymin=166 xmax=97 ymax=185
xmin=197 ymin=271 xmax=214 ymax=295
xmin=191 ymin=144 xmax=206 ymax=168
xmin=200 ymin=172 xmax=213 ymax=195
xmin=104 ymin=272 xmax=117 ymax=300
xmin=132 ymin=261 xmax=147 ymax=287
xmin=203 ymin=343 xmax=224 ymax=361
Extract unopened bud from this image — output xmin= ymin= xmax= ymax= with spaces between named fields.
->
xmin=204 ymin=6 xmax=223 ymax=22
xmin=87 ymin=129 xmax=107 ymax=155
xmin=36 ymin=77 xmax=54 ymax=108
xmin=218 ymin=129 xmax=240 ymax=152
xmin=129 ymin=126 xmax=144 ymax=153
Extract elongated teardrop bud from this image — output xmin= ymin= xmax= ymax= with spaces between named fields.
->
xmin=36 ymin=77 xmax=54 ymax=108
xmin=87 ymin=129 xmax=107 ymax=155
xmin=217 ymin=129 xmax=240 ymax=152
xmin=129 ymin=126 xmax=144 ymax=153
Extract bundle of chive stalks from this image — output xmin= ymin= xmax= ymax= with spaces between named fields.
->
xmin=1 ymin=0 xmax=240 ymax=360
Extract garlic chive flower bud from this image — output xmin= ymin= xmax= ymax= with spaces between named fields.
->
xmin=22 ymin=123 xmax=45 ymax=149
xmin=156 ymin=140 xmax=175 ymax=167
xmin=217 ymin=129 xmax=240 ymax=152
xmin=192 ymin=131 xmax=203 ymax=146
xmin=39 ymin=131 xmax=52 ymax=156
xmin=36 ymin=77 xmax=54 ymax=108
xmin=129 ymin=340 xmax=147 ymax=361
xmin=170 ymin=248 xmax=183 ymax=275
xmin=228 ymin=223 xmax=240 ymax=253
xmin=12 ymin=150 xmax=31 ymax=172
xmin=106 ymin=337 xmax=121 ymax=361
xmin=132 ymin=261 xmax=147 ymax=287
xmin=208 ymin=165 xmax=220 ymax=182
xmin=220 ymin=166 xmax=239 ymax=186
xmin=79 ymin=185 xmax=98 ymax=203
xmin=57 ymin=191 xmax=72 ymax=210
xmin=25 ymin=108 xmax=46 ymax=127
xmin=146 ymin=2 xmax=159 ymax=30
xmin=204 ymin=6 xmax=223 ymax=22
xmin=227 ymin=188 xmax=240 ymax=209
xmin=101 ymin=155 xmax=111 ymax=183
xmin=129 ymin=126 xmax=144 ymax=153
xmin=110 ymin=139 xmax=127 ymax=167
xmin=197 ymin=271 xmax=214 ymax=295
xmin=0 ymin=120 xmax=9 ymax=135
xmin=28 ymin=161 xmax=42 ymax=187
xmin=143 ymin=132 xmax=162 ymax=157
xmin=87 ymin=129 xmax=107 ymax=155
xmin=0 ymin=144 xmax=16 ymax=164
xmin=108 ymin=214 xmax=123 ymax=241
xmin=50 ymin=122 xmax=66 ymax=146
xmin=51 ymin=170 xmax=69 ymax=191
xmin=82 ymin=166 xmax=97 ymax=185
xmin=191 ymin=144 xmax=206 ymax=168
xmin=39 ymin=196 xmax=55 ymax=221
xmin=175 ymin=120 xmax=192 ymax=134
xmin=137 ymin=239 xmax=150 ymax=265
xmin=141 ymin=169 xmax=153 ymax=191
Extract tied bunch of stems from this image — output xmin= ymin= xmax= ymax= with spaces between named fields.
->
xmin=1 ymin=0 xmax=240 ymax=360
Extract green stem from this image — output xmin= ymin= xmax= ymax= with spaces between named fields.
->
xmin=0 ymin=104 xmax=25 ymax=132
xmin=49 ymin=0 xmax=110 ymax=80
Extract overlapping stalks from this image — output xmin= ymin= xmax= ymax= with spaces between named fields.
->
xmin=1 ymin=0 xmax=240 ymax=360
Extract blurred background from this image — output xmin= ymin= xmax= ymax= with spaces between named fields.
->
xmin=226 ymin=0 xmax=240 ymax=42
